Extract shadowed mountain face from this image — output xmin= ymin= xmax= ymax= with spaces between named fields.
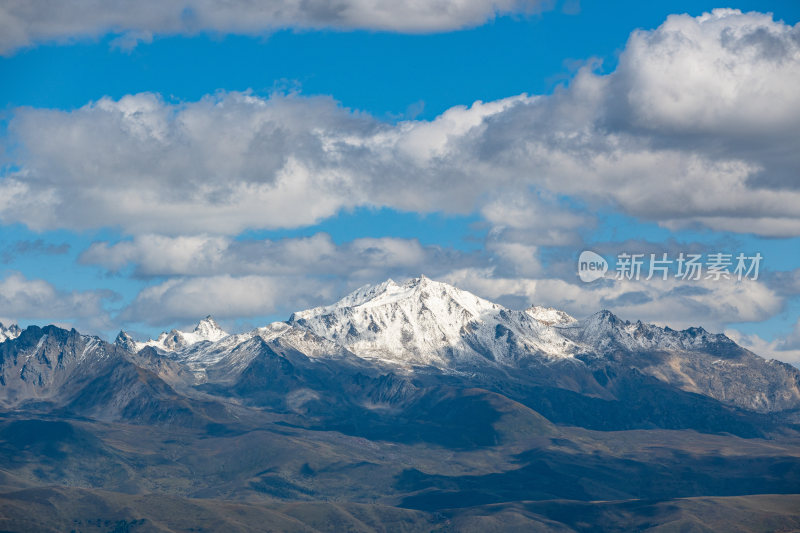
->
xmin=0 ymin=326 xmax=220 ymax=427
xmin=1 ymin=276 xmax=800 ymax=530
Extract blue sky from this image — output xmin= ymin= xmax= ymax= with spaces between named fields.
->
xmin=1 ymin=0 xmax=800 ymax=364
xmin=4 ymin=1 xmax=799 ymax=115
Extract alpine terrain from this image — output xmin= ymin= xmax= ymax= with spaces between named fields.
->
xmin=1 ymin=276 xmax=799 ymax=531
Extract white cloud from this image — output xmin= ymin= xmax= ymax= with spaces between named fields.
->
xmin=4 ymin=10 xmax=800 ymax=237
xmin=1 ymin=92 xmax=533 ymax=234
xmin=481 ymin=191 xmax=592 ymax=247
xmin=80 ymin=234 xmax=229 ymax=275
xmin=119 ymin=274 xmax=333 ymax=325
xmin=87 ymin=233 xmax=486 ymax=325
xmin=609 ymin=9 xmax=800 ymax=137
xmin=114 ymin=253 xmax=787 ymax=340
xmin=443 ymin=267 xmax=783 ymax=332
xmin=3 ymin=7 xmax=800 ymax=335
xmin=0 ymin=272 xmax=115 ymax=330
xmin=726 ymin=324 xmax=800 ymax=366
xmin=79 ymin=233 xmax=475 ymax=280
xmin=1 ymin=93 xmax=375 ymax=234
xmin=0 ymin=0 xmax=544 ymax=55
xmin=92 ymin=233 xmax=787 ymax=334
xmin=2 ymin=7 xmax=799 ymax=342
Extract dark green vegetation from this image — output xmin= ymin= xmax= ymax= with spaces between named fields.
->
xmin=1 ymin=324 xmax=799 ymax=531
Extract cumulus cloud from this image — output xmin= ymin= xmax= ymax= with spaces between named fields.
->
xmin=112 ymin=258 xmax=783 ymax=331
xmin=110 ymin=238 xmax=785 ymax=334
xmin=87 ymin=229 xmax=790 ymax=340
xmin=0 ymin=0 xmax=544 ymax=55
xmin=84 ymin=233 xmax=488 ymax=325
xmin=1 ymin=93 xmax=377 ymax=234
xmin=78 ymin=232 xmax=479 ymax=280
xmin=0 ymin=92 xmax=535 ymax=234
xmin=608 ymin=9 xmax=800 ymax=141
xmin=0 ymin=272 xmax=115 ymax=330
xmin=443 ymin=267 xmax=783 ymax=332
xmin=481 ymin=191 xmax=592 ymax=247
xmin=3 ymin=8 xmax=800 ymax=337
xmin=119 ymin=274 xmax=332 ymax=325
xmin=726 ymin=324 xmax=800 ymax=366
xmin=3 ymin=9 xmax=800 ymax=237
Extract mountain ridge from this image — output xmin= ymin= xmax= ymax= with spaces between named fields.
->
xmin=103 ymin=276 xmax=798 ymax=416
xmin=2 ymin=277 xmax=800 ymax=530
xmin=4 ymin=275 xmax=800 ymax=418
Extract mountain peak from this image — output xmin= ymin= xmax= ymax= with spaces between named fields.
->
xmin=122 ymin=316 xmax=230 ymax=353
xmin=555 ymin=309 xmax=739 ymax=356
xmin=0 ymin=322 xmax=22 ymax=343
xmin=288 ymin=276 xmax=570 ymax=366
xmin=193 ymin=315 xmax=226 ymax=341
xmin=593 ymin=309 xmax=620 ymax=322
xmin=292 ymin=276 xmax=498 ymax=321
xmin=114 ymin=330 xmax=138 ymax=352
xmin=526 ymin=306 xmax=576 ymax=326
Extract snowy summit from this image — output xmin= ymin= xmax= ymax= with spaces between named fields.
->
xmin=117 ymin=315 xmax=229 ymax=353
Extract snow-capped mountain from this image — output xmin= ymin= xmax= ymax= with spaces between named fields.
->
xmin=0 ymin=322 xmax=21 ymax=343
xmin=288 ymin=275 xmax=582 ymax=367
xmin=288 ymin=276 xmax=741 ymax=365
xmin=0 ymin=327 xmax=109 ymax=408
xmin=525 ymin=306 xmax=577 ymax=326
xmin=3 ymin=287 xmax=800 ymax=530
xmin=556 ymin=310 xmax=735 ymax=353
xmin=3 ymin=279 xmax=800 ymax=529
xmin=105 ymin=276 xmax=800 ymax=415
xmin=151 ymin=321 xmax=358 ymax=384
xmin=117 ymin=315 xmax=228 ymax=353
xmin=286 ymin=276 xmax=800 ymax=412
xmin=0 ymin=325 xmax=203 ymax=424
xmin=551 ymin=310 xmax=800 ymax=412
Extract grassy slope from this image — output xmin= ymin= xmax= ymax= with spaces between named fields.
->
xmin=1 ymin=487 xmax=799 ymax=532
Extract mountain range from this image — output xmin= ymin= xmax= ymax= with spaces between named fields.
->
xmin=1 ymin=276 xmax=799 ymax=531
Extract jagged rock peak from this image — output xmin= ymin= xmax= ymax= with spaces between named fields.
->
xmin=291 ymin=275 xmax=499 ymax=322
xmin=0 ymin=322 xmax=22 ymax=343
xmin=124 ymin=316 xmax=230 ymax=353
xmin=193 ymin=315 xmax=227 ymax=340
xmin=115 ymin=330 xmax=138 ymax=352
xmin=288 ymin=276 xmax=580 ymax=366
xmin=526 ymin=306 xmax=576 ymax=326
